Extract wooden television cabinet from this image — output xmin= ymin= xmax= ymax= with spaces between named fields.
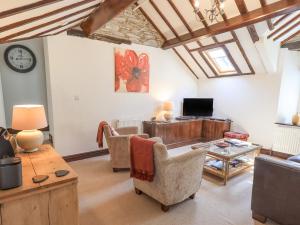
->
xmin=143 ymin=119 xmax=231 ymax=148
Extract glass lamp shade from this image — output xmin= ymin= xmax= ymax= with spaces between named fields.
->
xmin=12 ymin=105 xmax=47 ymax=130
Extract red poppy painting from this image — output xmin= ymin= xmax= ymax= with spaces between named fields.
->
xmin=115 ymin=48 xmax=149 ymax=93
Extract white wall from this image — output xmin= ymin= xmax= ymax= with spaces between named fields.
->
xmin=44 ymin=34 xmax=198 ymax=156
xmin=198 ymin=48 xmax=300 ymax=148
xmin=198 ymin=74 xmax=281 ymax=148
xmin=0 ymin=72 xmax=6 ymax=127
xmin=277 ymin=50 xmax=300 ymax=123
xmin=0 ymin=38 xmax=48 ymax=127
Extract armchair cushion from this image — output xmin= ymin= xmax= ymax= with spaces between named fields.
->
xmin=288 ymin=154 xmax=300 ymax=164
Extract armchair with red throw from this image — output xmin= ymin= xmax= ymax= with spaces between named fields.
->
xmin=103 ymin=125 xmax=149 ymax=172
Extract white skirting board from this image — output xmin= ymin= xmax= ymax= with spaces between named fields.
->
xmin=273 ymin=125 xmax=300 ymax=155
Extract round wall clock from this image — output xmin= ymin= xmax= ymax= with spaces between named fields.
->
xmin=4 ymin=45 xmax=36 ymax=73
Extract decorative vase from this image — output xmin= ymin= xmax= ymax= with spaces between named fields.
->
xmin=292 ymin=113 xmax=300 ymax=125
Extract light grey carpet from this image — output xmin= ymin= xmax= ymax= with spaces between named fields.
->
xmin=70 ymin=152 xmax=278 ymax=225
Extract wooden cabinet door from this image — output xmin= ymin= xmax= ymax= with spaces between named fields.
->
xmin=214 ymin=121 xmax=231 ymax=139
xmin=189 ymin=120 xmax=202 ymax=139
xmin=202 ymin=120 xmax=215 ymax=141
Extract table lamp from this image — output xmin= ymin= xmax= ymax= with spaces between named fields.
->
xmin=12 ymin=105 xmax=47 ymax=153
xmin=163 ymin=101 xmax=174 ymax=121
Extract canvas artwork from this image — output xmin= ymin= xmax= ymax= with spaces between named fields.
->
xmin=115 ymin=48 xmax=149 ymax=93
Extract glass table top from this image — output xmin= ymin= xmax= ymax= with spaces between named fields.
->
xmin=192 ymin=139 xmax=261 ymax=158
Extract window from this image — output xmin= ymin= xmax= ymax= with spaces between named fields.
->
xmin=204 ymin=48 xmax=237 ymax=75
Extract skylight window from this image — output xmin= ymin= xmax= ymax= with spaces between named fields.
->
xmin=204 ymin=48 xmax=237 ymax=75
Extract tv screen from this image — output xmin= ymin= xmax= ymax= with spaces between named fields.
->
xmin=183 ymin=98 xmax=213 ymax=117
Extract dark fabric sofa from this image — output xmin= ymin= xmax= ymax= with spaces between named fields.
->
xmin=251 ymin=155 xmax=300 ymax=225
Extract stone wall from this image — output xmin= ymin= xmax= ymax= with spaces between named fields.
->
xmin=93 ymin=5 xmax=164 ymax=48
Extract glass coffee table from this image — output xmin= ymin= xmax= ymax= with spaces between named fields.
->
xmin=192 ymin=139 xmax=261 ymax=185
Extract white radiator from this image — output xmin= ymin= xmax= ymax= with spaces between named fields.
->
xmin=273 ymin=125 xmax=300 ymax=155
xmin=116 ymin=119 xmax=143 ymax=133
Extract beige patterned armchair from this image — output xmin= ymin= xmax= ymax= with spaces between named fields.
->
xmin=133 ymin=137 xmax=207 ymax=211
xmin=103 ymin=125 xmax=149 ymax=172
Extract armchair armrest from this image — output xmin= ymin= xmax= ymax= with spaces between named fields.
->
xmin=115 ymin=126 xmax=138 ymax=135
xmin=251 ymin=156 xmax=300 ymax=225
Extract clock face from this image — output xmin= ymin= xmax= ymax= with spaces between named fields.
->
xmin=4 ymin=45 xmax=36 ymax=73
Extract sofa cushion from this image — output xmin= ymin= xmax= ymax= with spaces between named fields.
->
xmin=288 ymin=154 xmax=300 ymax=163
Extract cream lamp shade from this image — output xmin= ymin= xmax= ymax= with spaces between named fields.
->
xmin=12 ymin=105 xmax=47 ymax=153
xmin=163 ymin=101 xmax=174 ymax=111
xmin=12 ymin=105 xmax=47 ymax=131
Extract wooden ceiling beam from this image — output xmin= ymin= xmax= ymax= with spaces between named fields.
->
xmin=259 ymin=0 xmax=274 ymax=30
xmin=188 ymin=0 xmax=209 ymax=27
xmin=34 ymin=15 xmax=89 ymax=37
xmin=231 ymin=31 xmax=255 ymax=74
xmin=80 ymin=0 xmax=138 ymax=36
xmin=234 ymin=0 xmax=248 ymax=14
xmin=0 ymin=3 xmax=99 ymax=44
xmin=281 ymin=29 xmax=300 ymax=45
xmin=0 ymin=0 xmax=98 ymax=33
xmin=273 ymin=13 xmax=291 ymax=26
xmin=149 ymin=0 xmax=200 ymax=79
xmin=162 ymin=0 xmax=300 ymax=49
xmin=273 ymin=21 xmax=300 ymax=41
xmin=137 ymin=3 xmax=167 ymax=41
xmin=138 ymin=1 xmax=199 ymax=79
xmin=247 ymin=24 xmax=260 ymax=42
xmin=234 ymin=0 xmax=259 ymax=43
xmin=2 ymin=17 xmax=85 ymax=44
xmin=167 ymin=0 xmax=193 ymax=33
xmin=189 ymin=39 xmax=235 ymax=52
xmin=0 ymin=0 xmax=63 ymax=19
xmin=173 ymin=48 xmax=199 ymax=79
xmin=267 ymin=13 xmax=300 ymax=38
xmin=281 ymin=40 xmax=300 ymax=49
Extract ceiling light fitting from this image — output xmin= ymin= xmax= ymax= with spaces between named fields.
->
xmin=194 ymin=0 xmax=226 ymax=23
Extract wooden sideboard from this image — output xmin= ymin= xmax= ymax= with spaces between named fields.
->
xmin=0 ymin=145 xmax=78 ymax=225
xmin=143 ymin=119 xmax=231 ymax=148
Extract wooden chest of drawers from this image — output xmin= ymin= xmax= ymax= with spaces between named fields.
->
xmin=0 ymin=145 xmax=78 ymax=225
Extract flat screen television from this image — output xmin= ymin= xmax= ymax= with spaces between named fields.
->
xmin=183 ymin=98 xmax=213 ymax=117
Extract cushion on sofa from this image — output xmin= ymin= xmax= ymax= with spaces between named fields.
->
xmin=287 ymin=154 xmax=300 ymax=163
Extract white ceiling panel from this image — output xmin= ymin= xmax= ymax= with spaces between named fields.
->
xmin=152 ymin=0 xmax=189 ymax=36
xmin=223 ymin=0 xmax=241 ymax=19
xmin=186 ymin=41 xmax=200 ymax=49
xmin=0 ymin=2 xmax=98 ymax=38
xmin=172 ymin=0 xmax=204 ymax=31
xmin=244 ymin=0 xmax=262 ymax=11
xmin=191 ymin=51 xmax=215 ymax=77
xmin=226 ymin=42 xmax=251 ymax=73
xmin=199 ymin=37 xmax=216 ymax=46
xmin=141 ymin=2 xmax=175 ymax=40
xmin=215 ymin=32 xmax=234 ymax=42
xmin=175 ymin=46 xmax=206 ymax=78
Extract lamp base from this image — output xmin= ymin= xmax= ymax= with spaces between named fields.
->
xmin=16 ymin=130 xmax=44 ymax=153
xmin=164 ymin=111 xmax=173 ymax=121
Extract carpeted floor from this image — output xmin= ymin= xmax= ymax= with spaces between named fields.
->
xmin=70 ymin=151 xmax=278 ymax=225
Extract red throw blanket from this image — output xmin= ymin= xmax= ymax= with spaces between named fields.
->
xmin=130 ymin=136 xmax=156 ymax=182
xmin=96 ymin=121 xmax=109 ymax=148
